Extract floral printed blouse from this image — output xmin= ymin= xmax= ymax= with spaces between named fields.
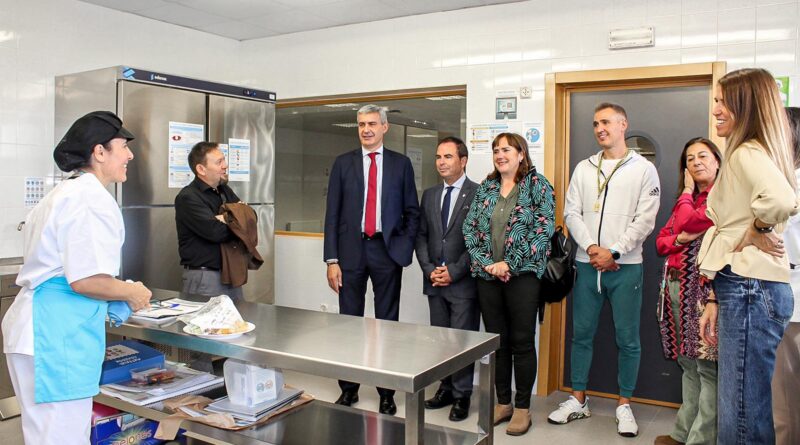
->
xmin=463 ymin=169 xmax=555 ymax=281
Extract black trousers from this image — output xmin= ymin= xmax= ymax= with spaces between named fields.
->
xmin=477 ymin=273 xmax=540 ymax=409
xmin=338 ymin=236 xmax=402 ymax=398
xmin=428 ymin=289 xmax=480 ymax=397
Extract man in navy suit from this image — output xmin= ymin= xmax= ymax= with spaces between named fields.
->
xmin=323 ymin=104 xmax=420 ymax=415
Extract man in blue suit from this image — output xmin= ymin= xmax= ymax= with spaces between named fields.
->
xmin=323 ymin=104 xmax=420 ymax=415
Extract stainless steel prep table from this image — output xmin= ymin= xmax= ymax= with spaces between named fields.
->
xmin=102 ymin=290 xmax=500 ymax=445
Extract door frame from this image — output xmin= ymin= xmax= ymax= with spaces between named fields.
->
xmin=537 ymin=62 xmax=727 ymax=407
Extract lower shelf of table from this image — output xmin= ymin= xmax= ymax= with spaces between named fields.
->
xmin=94 ymin=392 xmax=488 ymax=445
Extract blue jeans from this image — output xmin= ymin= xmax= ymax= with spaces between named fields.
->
xmin=713 ymin=266 xmax=794 ymax=445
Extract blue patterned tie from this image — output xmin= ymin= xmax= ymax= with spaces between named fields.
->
xmin=440 ymin=186 xmax=454 ymax=265
xmin=441 ymin=186 xmax=454 ymax=234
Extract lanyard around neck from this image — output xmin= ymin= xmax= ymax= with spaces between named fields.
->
xmin=596 ymin=149 xmax=628 ymax=198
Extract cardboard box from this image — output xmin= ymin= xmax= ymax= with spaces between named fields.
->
xmin=91 ymin=402 xmax=180 ymax=445
xmin=101 ymin=340 xmax=165 ymax=385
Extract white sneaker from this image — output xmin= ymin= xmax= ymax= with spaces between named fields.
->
xmin=547 ymin=396 xmax=591 ymax=424
xmin=615 ymin=404 xmax=638 ymax=437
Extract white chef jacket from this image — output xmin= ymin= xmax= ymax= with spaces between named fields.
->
xmin=2 ymin=172 xmax=124 ymax=356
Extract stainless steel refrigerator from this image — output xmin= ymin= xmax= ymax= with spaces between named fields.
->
xmin=55 ymin=67 xmax=276 ymax=303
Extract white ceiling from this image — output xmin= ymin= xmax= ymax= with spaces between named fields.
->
xmin=79 ymin=0 xmax=525 ymax=41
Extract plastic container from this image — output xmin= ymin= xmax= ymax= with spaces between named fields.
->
xmin=223 ymin=358 xmax=283 ymax=407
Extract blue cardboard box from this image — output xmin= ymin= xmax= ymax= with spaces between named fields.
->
xmin=91 ymin=402 xmax=182 ymax=445
xmin=101 ymin=340 xmax=165 ymax=385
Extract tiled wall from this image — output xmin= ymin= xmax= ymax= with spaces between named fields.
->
xmin=0 ymin=0 xmax=241 ymax=257
xmin=240 ymin=0 xmax=800 ymax=184
xmin=236 ymin=0 xmax=800 ymax=312
xmin=1 ymin=0 xmax=799 ymax=265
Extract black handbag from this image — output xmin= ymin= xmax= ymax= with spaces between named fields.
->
xmin=540 ymin=226 xmax=577 ymax=303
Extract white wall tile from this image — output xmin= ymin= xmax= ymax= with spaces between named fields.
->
xmin=550 ymin=25 xmax=583 ymax=58
xmin=718 ymin=8 xmax=756 ymax=44
xmin=441 ymin=37 xmax=468 ymax=67
xmin=647 ymin=0 xmax=682 ymax=18
xmin=718 ymin=42 xmax=756 ymax=71
xmin=718 ymin=0 xmax=757 ymax=10
xmin=522 ymin=28 xmax=551 ymax=60
xmin=682 ymin=12 xmax=719 ymax=47
xmin=468 ymin=36 xmax=494 ymax=66
xmin=650 ymin=15 xmax=682 ymax=50
xmin=681 ymin=46 xmax=719 ymax=63
xmin=756 ymin=3 xmax=798 ymax=42
xmin=684 ymin=0 xmax=718 ymax=14
xmin=755 ymin=39 xmax=797 ymax=74
xmin=494 ymin=34 xmax=522 ymax=63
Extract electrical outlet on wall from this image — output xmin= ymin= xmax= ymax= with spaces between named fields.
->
xmin=519 ymin=86 xmax=532 ymax=99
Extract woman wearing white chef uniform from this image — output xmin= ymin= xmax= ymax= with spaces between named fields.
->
xmin=1 ymin=111 xmax=152 ymax=444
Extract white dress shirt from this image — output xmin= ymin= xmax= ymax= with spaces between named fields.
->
xmin=440 ymin=173 xmax=467 ymax=228
xmin=360 ymin=145 xmax=384 ymax=233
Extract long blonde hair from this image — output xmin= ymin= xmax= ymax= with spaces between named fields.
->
xmin=718 ymin=68 xmax=796 ymax=189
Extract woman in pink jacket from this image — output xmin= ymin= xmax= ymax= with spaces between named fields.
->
xmin=654 ymin=137 xmax=722 ymax=445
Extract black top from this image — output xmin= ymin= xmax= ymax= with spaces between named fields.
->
xmin=175 ymin=177 xmax=241 ymax=269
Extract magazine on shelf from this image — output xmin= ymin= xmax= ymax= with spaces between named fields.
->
xmin=100 ymin=366 xmax=223 ymax=406
xmin=104 ymin=365 xmax=216 ymax=394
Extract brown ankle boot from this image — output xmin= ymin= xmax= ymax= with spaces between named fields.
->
xmin=506 ymin=408 xmax=531 ymax=436
xmin=654 ymin=435 xmax=684 ymax=445
xmin=493 ymin=403 xmax=513 ymax=425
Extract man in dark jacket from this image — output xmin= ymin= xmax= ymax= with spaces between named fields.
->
xmin=415 ymin=136 xmax=479 ymax=421
xmin=175 ymin=141 xmax=243 ymax=301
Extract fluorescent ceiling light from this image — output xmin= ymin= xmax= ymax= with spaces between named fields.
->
xmin=332 ymin=123 xmax=358 ymax=128
xmin=407 ymin=134 xmax=437 ymax=138
xmin=324 ymin=103 xmax=360 ymax=108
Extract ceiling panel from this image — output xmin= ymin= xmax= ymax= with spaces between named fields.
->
xmin=79 ymin=0 xmax=526 ymax=41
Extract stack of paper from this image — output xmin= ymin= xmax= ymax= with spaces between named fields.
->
xmin=205 ymin=387 xmax=304 ymax=424
xmin=130 ymin=299 xmax=204 ymax=325
xmin=100 ymin=365 xmax=223 ymax=406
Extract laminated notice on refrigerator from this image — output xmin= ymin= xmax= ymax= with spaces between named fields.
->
xmin=168 ymin=121 xmax=205 ymax=188
xmin=227 ymin=138 xmax=251 ymax=182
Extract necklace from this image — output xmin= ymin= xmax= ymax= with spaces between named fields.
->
xmin=594 ymin=149 xmax=628 ymax=212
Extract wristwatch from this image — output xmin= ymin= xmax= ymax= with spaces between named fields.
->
xmin=610 ymin=249 xmax=620 ymax=260
xmin=753 ymin=220 xmax=774 ymax=233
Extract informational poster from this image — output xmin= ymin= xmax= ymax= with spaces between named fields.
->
xmin=523 ymin=122 xmax=545 ymax=170
xmin=168 ymin=121 xmax=204 ymax=188
xmin=406 ymin=147 xmax=423 ymax=192
xmin=227 ymin=138 xmax=251 ymax=182
xmin=495 ymin=89 xmax=518 ymax=120
xmin=468 ymin=122 xmax=520 ymax=154
xmin=24 ymin=177 xmax=45 ymax=208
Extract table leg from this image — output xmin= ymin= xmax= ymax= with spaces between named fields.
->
xmin=405 ymin=390 xmax=424 ymax=445
xmin=478 ymin=351 xmax=495 ymax=444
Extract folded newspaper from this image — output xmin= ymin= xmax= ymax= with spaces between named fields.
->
xmin=179 ymin=295 xmax=249 ymax=335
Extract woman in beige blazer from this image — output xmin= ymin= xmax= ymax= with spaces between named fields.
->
xmin=697 ymin=68 xmax=798 ymax=445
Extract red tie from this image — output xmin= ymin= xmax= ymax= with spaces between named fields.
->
xmin=364 ymin=152 xmax=378 ymax=237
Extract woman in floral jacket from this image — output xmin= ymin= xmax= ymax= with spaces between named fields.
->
xmin=463 ymin=132 xmax=554 ymax=436
xmin=653 ymin=137 xmax=721 ymax=445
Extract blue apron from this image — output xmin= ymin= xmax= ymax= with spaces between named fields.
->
xmin=32 ymin=276 xmax=131 ymax=403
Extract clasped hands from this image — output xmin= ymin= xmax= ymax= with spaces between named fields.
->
xmin=587 ymin=245 xmax=619 ymax=272
xmin=430 ymin=266 xmax=453 ymax=287
xmin=484 ymin=261 xmax=511 ymax=282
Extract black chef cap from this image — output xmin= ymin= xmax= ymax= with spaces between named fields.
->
xmin=53 ymin=111 xmax=135 ymax=172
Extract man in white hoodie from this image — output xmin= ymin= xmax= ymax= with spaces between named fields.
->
xmin=548 ymin=103 xmax=660 ymax=438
